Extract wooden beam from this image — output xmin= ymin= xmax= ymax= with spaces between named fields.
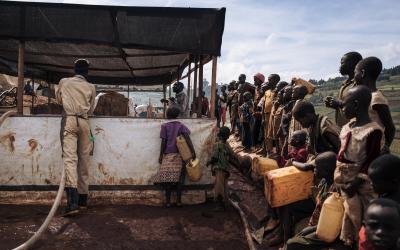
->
xmin=17 ymin=41 xmax=25 ymax=115
xmin=196 ymin=56 xmax=204 ymax=118
xmin=10 ymin=60 xmax=180 ymax=72
xmin=187 ymin=61 xmax=191 ymax=104
xmin=0 ymin=49 xmax=184 ymax=59
xmin=163 ymin=84 xmax=167 ymax=118
xmin=210 ymin=56 xmax=217 ymax=119
xmin=192 ymin=57 xmax=198 ymax=116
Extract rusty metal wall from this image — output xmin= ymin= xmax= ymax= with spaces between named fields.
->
xmin=0 ymin=117 xmax=216 ymax=186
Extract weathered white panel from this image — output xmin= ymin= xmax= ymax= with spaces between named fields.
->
xmin=0 ymin=117 xmax=216 ymax=186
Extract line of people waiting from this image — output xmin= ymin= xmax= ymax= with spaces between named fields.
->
xmin=210 ymin=52 xmax=399 ymax=250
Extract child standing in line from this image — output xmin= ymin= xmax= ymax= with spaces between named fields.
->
xmin=268 ymin=82 xmax=289 ymax=154
xmin=354 ymin=57 xmax=396 ymax=152
xmin=153 ymin=106 xmax=196 ymax=207
xmin=278 ymin=85 xmax=294 ymax=157
xmin=288 ymin=85 xmax=309 ymax=144
xmin=334 ymin=85 xmax=383 ymax=246
xmin=208 ymin=126 xmax=239 ymax=211
xmin=239 ymin=91 xmax=254 ymax=151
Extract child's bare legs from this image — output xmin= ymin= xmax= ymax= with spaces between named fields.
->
xmin=175 ymin=167 xmax=186 ymax=207
xmin=164 ymin=183 xmax=172 ymax=207
xmin=214 ymin=170 xmax=227 ymax=210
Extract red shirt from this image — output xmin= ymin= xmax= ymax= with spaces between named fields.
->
xmin=359 ymin=226 xmax=375 ymax=250
xmin=287 ymin=145 xmax=308 ymax=163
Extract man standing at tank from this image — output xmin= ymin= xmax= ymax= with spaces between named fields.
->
xmin=56 ymin=59 xmax=96 ymax=216
xmin=173 ymin=81 xmax=189 ymax=118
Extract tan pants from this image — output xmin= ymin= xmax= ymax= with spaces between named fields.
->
xmin=263 ymin=112 xmax=273 ymax=151
xmin=61 ymin=116 xmax=92 ymax=194
xmin=214 ymin=170 xmax=228 ymax=203
xmin=334 ymin=163 xmax=377 ymax=244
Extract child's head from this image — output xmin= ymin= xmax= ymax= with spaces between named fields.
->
xmin=292 ymin=100 xmax=316 ymax=128
xmin=275 ymin=81 xmax=289 ymax=94
xmin=238 ymin=74 xmax=246 ymax=83
xmin=339 ymin=51 xmax=362 ymax=76
xmin=221 ymin=85 xmax=227 ymax=92
xmin=282 ymin=85 xmax=293 ymax=103
xmin=254 ymin=73 xmax=265 ymax=86
xmin=166 ymin=105 xmax=180 ymax=119
xmin=314 ymin=151 xmax=337 ymax=181
xmin=289 ymin=130 xmax=307 ymax=148
xmin=354 ymin=56 xmax=382 ymax=86
xmin=267 ymin=74 xmax=280 ymax=89
xmin=228 ymin=80 xmax=236 ymax=91
xmin=342 ymin=85 xmax=371 ymax=120
xmin=368 ymin=154 xmax=400 ymax=196
xmin=292 ymin=85 xmax=308 ymax=101
xmin=218 ymin=126 xmax=230 ymax=142
xmin=172 ymin=81 xmax=184 ymax=93
xmin=243 ymin=91 xmax=252 ymax=102
xmin=365 ymin=198 xmax=400 ymax=250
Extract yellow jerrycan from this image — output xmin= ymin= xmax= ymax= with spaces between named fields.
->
xmin=186 ymin=158 xmax=201 ymax=182
xmin=316 ymin=192 xmax=344 ymax=243
xmin=176 ymin=135 xmax=193 ymax=162
xmin=292 ymin=77 xmax=316 ymax=94
xmin=252 ymin=157 xmax=278 ymax=176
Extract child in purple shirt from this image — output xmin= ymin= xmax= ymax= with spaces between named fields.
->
xmin=153 ymin=105 xmax=196 ymax=207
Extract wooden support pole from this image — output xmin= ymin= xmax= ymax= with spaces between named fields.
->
xmin=187 ymin=61 xmax=191 ymax=104
xmin=17 ymin=41 xmax=25 ymax=115
xmin=169 ymin=84 xmax=172 ymax=98
xmin=163 ymin=83 xmax=167 ymax=118
xmin=192 ymin=57 xmax=198 ymax=116
xmin=196 ymin=56 xmax=204 ymax=118
xmin=210 ymin=56 xmax=218 ymax=119
xmin=31 ymin=78 xmax=35 ymax=112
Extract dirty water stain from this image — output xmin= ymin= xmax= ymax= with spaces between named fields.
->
xmin=5 ymin=176 xmax=14 ymax=184
xmin=0 ymin=132 xmax=16 ymax=152
xmin=94 ymin=127 xmax=105 ymax=135
xmin=28 ymin=139 xmax=38 ymax=153
xmin=98 ymin=163 xmax=108 ymax=176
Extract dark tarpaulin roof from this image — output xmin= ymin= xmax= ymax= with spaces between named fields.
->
xmin=0 ymin=1 xmax=225 ymax=87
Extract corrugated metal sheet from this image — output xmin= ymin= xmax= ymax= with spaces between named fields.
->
xmin=0 ymin=117 xmax=216 ymax=186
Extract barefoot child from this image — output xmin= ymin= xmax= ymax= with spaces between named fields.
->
xmin=334 ymin=85 xmax=383 ymax=246
xmin=207 ymin=126 xmax=239 ymax=211
xmin=239 ymin=91 xmax=254 ymax=151
xmin=268 ymin=82 xmax=289 ymax=154
xmin=154 ymin=106 xmax=196 ymax=207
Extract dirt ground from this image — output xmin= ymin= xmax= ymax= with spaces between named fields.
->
xmin=0 ymin=203 xmax=248 ymax=250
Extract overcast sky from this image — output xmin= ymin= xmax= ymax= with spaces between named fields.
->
xmin=14 ymin=0 xmax=400 ymax=83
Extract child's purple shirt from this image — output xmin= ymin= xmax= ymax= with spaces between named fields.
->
xmin=160 ymin=121 xmax=191 ymax=154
